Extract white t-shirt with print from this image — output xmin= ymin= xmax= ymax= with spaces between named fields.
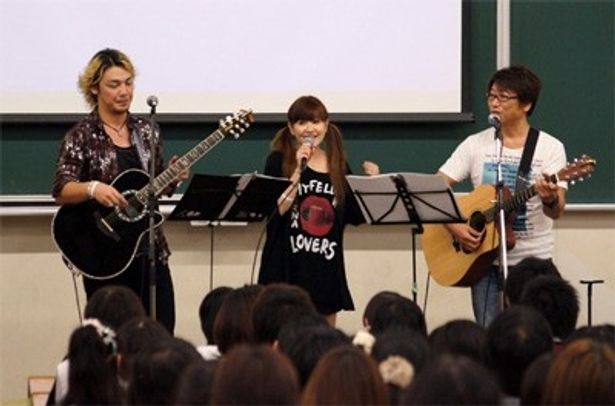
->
xmin=439 ymin=127 xmax=567 ymax=265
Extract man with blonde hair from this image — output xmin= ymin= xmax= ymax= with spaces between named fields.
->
xmin=52 ymin=49 xmax=187 ymax=333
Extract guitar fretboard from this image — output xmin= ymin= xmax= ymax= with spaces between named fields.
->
xmin=484 ymin=185 xmax=538 ymax=222
xmin=134 ymin=129 xmax=226 ymax=204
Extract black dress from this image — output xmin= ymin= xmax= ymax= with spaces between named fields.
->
xmin=258 ymin=151 xmax=364 ymax=314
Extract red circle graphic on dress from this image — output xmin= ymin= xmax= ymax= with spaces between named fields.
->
xmin=299 ymin=195 xmax=335 ymax=237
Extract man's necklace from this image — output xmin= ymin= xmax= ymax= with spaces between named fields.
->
xmin=101 ymin=118 xmax=128 ymax=135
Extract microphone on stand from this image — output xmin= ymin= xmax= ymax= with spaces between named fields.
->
xmin=300 ymin=135 xmax=315 ymax=172
xmin=147 ymin=95 xmax=158 ymax=115
xmin=488 ymin=113 xmax=501 ymax=139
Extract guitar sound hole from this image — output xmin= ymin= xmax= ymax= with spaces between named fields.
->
xmin=455 ymin=211 xmax=487 ymax=254
xmin=116 ymin=190 xmax=146 ymax=223
xmin=469 ymin=211 xmax=486 ymax=232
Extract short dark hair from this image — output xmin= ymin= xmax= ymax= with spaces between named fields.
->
xmin=198 ymin=286 xmax=233 ymax=344
xmin=129 ymin=337 xmax=202 ymax=405
xmin=519 ymin=275 xmax=579 ymax=339
xmin=403 ymin=354 xmax=501 ymax=405
xmin=485 ymin=306 xmax=553 ymax=397
xmin=252 ymin=283 xmax=317 ymax=344
xmin=565 ymin=324 xmax=615 ymax=347
xmin=505 ymin=257 xmax=561 ymax=305
xmin=277 ymin=315 xmax=349 ymax=387
xmin=84 ymin=285 xmax=145 ymax=330
xmin=368 ymin=292 xmax=427 ymax=336
xmin=428 ymin=319 xmax=486 ymax=363
xmin=487 ymin=65 xmax=542 ymax=116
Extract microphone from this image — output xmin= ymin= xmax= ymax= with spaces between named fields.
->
xmin=147 ymin=95 xmax=158 ymax=115
xmin=300 ymin=135 xmax=315 ymax=172
xmin=488 ymin=113 xmax=501 ymax=130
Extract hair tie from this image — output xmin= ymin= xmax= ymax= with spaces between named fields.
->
xmin=379 ymin=355 xmax=414 ymax=388
xmin=352 ymin=330 xmax=376 ymax=354
xmin=82 ymin=318 xmax=117 ymax=354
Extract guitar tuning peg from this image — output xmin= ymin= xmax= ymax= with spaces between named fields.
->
xmin=570 ymin=180 xmax=576 ymax=185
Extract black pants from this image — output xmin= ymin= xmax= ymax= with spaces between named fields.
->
xmin=82 ymin=255 xmax=176 ymax=334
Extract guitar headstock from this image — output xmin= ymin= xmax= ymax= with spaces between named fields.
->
xmin=555 ymin=154 xmax=597 ymax=184
xmin=219 ymin=109 xmax=254 ymax=139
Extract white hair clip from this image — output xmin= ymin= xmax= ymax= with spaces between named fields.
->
xmin=82 ymin=318 xmax=118 ymax=354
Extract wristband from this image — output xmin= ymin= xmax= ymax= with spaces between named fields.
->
xmin=87 ymin=181 xmax=99 ymax=199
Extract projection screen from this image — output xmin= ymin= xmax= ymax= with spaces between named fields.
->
xmin=0 ymin=0 xmax=466 ymax=118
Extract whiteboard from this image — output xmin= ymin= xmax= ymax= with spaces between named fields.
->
xmin=0 ymin=0 xmax=463 ymax=115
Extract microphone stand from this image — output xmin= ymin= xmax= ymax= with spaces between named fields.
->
xmin=494 ymin=127 xmax=509 ymax=312
xmin=147 ymin=102 xmax=158 ymax=321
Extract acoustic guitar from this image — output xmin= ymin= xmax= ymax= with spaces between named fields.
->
xmin=423 ymin=155 xmax=596 ymax=287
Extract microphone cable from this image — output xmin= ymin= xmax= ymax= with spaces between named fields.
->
xmin=249 ymin=180 xmax=300 ymax=284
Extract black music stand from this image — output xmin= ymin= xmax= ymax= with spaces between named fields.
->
xmin=169 ymin=172 xmax=290 ymax=289
xmin=346 ymin=173 xmax=465 ymax=304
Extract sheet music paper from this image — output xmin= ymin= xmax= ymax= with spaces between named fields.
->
xmin=346 ymin=172 xmax=464 ymax=225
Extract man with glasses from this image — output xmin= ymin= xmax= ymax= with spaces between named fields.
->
xmin=437 ymin=66 xmax=567 ymax=326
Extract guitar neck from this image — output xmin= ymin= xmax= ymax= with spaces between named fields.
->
xmin=484 ymin=184 xmax=538 ymax=222
xmin=135 ymin=129 xmax=227 ymax=203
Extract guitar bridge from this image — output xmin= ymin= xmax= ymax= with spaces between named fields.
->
xmin=94 ymin=212 xmax=121 ymax=242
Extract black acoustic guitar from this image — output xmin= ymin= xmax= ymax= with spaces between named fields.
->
xmin=52 ymin=110 xmax=253 ymax=279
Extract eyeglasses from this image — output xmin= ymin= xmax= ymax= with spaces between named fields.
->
xmin=486 ymin=93 xmax=519 ymax=103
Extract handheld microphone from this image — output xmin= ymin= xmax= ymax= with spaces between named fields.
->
xmin=300 ymin=136 xmax=315 ymax=172
xmin=147 ymin=95 xmax=158 ymax=115
xmin=488 ymin=113 xmax=501 ymax=130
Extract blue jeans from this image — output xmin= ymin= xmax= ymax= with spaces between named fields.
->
xmin=471 ymin=265 xmax=502 ymax=327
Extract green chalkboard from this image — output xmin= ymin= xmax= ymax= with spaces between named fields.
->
xmin=1 ymin=1 xmax=612 ymax=203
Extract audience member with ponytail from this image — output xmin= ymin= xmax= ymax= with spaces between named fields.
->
xmin=60 ymin=320 xmax=121 ymax=405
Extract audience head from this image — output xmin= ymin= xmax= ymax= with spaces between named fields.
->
xmin=252 ymin=283 xmax=317 ymax=344
xmin=83 ymin=285 xmax=145 ymax=330
xmin=365 ymin=291 xmax=427 ymax=336
xmin=302 ymin=344 xmax=388 ymax=405
xmin=519 ymin=275 xmax=579 ymax=340
xmin=115 ymin=316 xmax=171 ymax=383
xmin=198 ymin=286 xmax=232 ymax=345
xmin=129 ymin=337 xmax=202 ymax=405
xmin=520 ymin=352 xmax=553 ymax=405
xmin=213 ymin=284 xmax=263 ymax=354
xmin=505 ymin=257 xmax=560 ymax=305
xmin=174 ymin=359 xmax=218 ymax=405
xmin=211 ymin=344 xmax=299 ymax=405
xmin=565 ymin=323 xmax=615 ymax=347
xmin=485 ymin=306 xmax=553 ymax=397
xmin=402 ymin=354 xmax=501 ymax=405
xmin=61 ymin=320 xmax=121 ymax=405
xmin=542 ymin=338 xmax=615 ymax=404
xmin=277 ymin=313 xmax=349 ymax=387
xmin=428 ymin=319 xmax=486 ymax=363
xmin=371 ymin=328 xmax=430 ymax=404
xmin=372 ymin=327 xmax=430 ymax=373
xmin=363 ymin=291 xmax=399 ymax=329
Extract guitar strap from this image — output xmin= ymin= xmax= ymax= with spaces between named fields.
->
xmin=131 ymin=128 xmax=149 ymax=171
xmin=515 ymin=127 xmax=539 ymax=192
